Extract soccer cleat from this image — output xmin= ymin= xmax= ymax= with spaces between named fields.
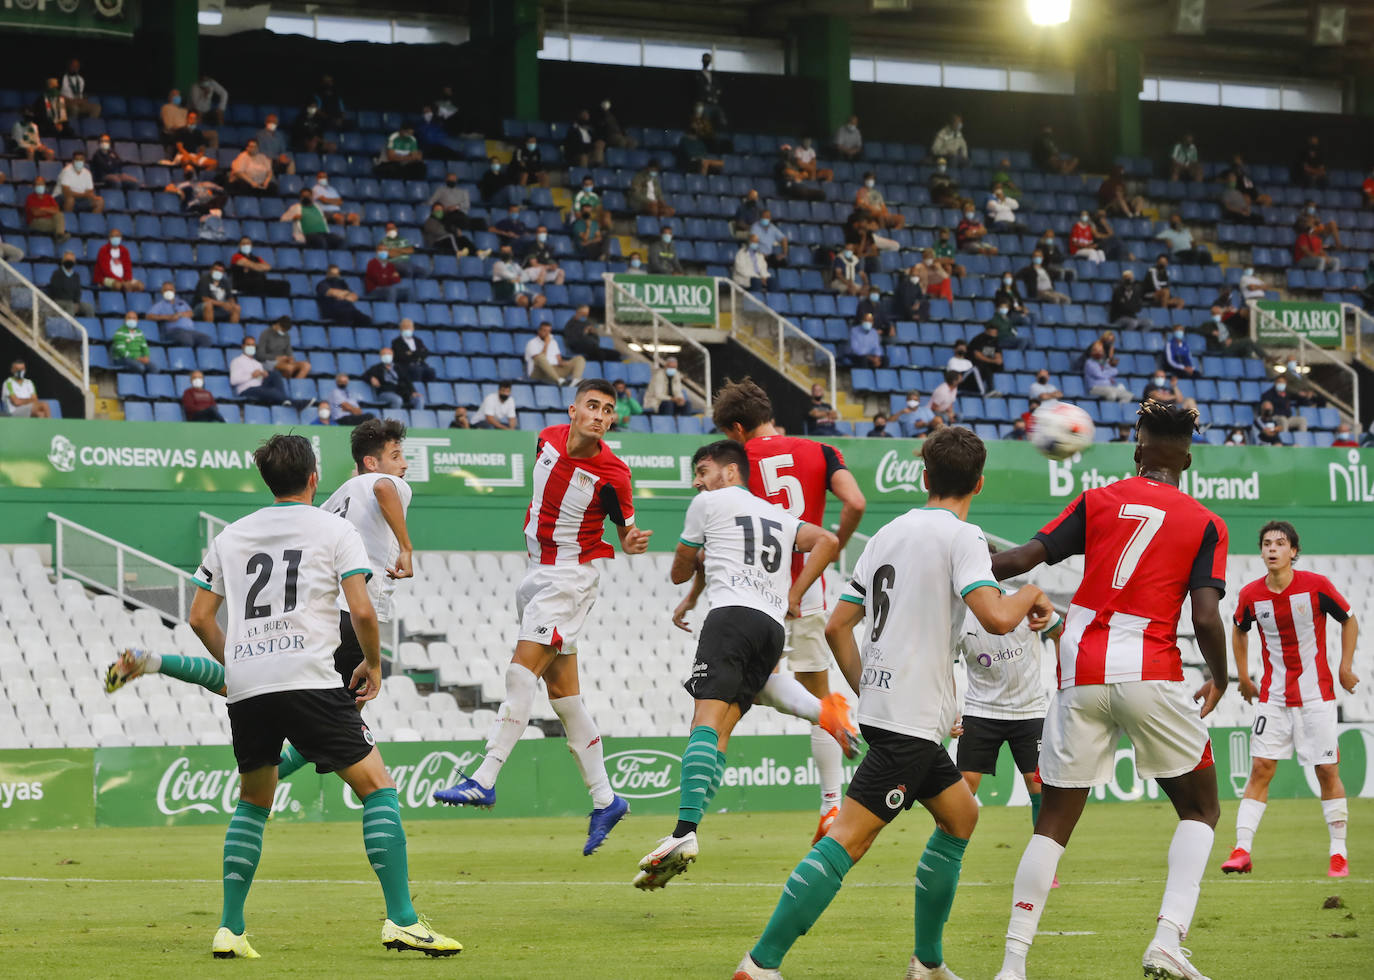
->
xmin=812 ymin=805 xmax=838 ymax=845
xmin=104 ymin=647 xmax=149 ymax=694
xmin=433 ymin=777 xmax=496 ymax=808
xmin=211 ymin=927 xmax=259 ymax=959
xmin=732 ymin=953 xmax=784 ymax=979
xmin=1219 ymin=847 xmax=1252 ymax=874
xmin=904 ymin=958 xmax=964 ymax=980
xmin=1329 ymin=854 xmax=1349 ymax=878
xmin=818 ymin=693 xmax=862 ymax=759
xmin=381 ymin=915 xmax=462 ymax=956
xmin=1142 ymin=944 xmax=1210 ymax=980
xmin=633 ymin=831 xmax=698 ymax=890
xmin=583 ymin=794 xmax=630 ymax=856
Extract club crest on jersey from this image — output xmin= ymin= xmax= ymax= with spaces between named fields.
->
xmin=885 ymin=784 xmax=906 ymax=810
xmin=576 ymin=472 xmax=595 ymax=491
xmin=362 ymin=725 xmax=375 ymax=746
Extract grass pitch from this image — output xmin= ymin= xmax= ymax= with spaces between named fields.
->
xmin=1 ymin=799 xmax=1368 ymax=978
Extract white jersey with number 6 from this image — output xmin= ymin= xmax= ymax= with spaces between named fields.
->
xmin=321 ymin=472 xmax=412 ymax=622
xmin=679 ymin=485 xmax=803 ymax=626
xmin=841 ymin=508 xmax=997 ymax=741
xmin=193 ymin=503 xmax=372 ymax=704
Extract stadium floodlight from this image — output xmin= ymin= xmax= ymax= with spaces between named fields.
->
xmin=1026 ymin=0 xmax=1072 ymax=27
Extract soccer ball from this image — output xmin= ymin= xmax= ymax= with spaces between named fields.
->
xmin=1031 ymin=402 xmax=1095 ymax=460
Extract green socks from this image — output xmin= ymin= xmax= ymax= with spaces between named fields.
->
xmin=913 ymin=828 xmax=969 ymax=967
xmin=156 ymin=653 xmax=226 ymax=694
xmin=701 ymin=749 xmax=727 ymax=813
xmin=674 ymin=725 xmax=720 ymax=835
xmin=277 ymin=744 xmax=309 ymax=779
xmin=219 ymin=800 xmax=269 ymax=934
xmin=362 ymin=787 xmax=417 ymax=927
xmin=750 ymin=835 xmax=854 ymax=969
xmin=1030 ymin=790 xmax=1042 ymax=829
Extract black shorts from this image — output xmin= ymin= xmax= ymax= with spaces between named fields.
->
xmin=846 ymin=724 xmax=962 ymax=822
xmin=682 ymin=606 xmax=786 ymax=713
xmin=333 ymin=610 xmax=363 ymax=691
xmin=956 ymin=715 xmax=1044 ymax=776
xmin=227 ymin=687 xmax=376 ymax=775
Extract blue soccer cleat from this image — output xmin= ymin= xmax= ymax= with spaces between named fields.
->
xmin=583 ymin=794 xmax=630 ymax=856
xmin=433 ymin=777 xmax=496 ymax=808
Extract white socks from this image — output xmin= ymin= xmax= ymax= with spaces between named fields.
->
xmin=1153 ymin=819 xmax=1214 ymax=949
xmin=473 ymin=663 xmax=537 ymax=789
xmin=1234 ymin=797 xmax=1265 ymax=852
xmin=551 ymin=694 xmax=614 ymax=809
xmin=1001 ymin=834 xmax=1065 ymax=976
xmin=811 ymin=726 xmax=844 ymax=812
xmin=1323 ymin=798 xmax=1348 ymax=858
xmin=756 ymin=672 xmax=820 ymax=722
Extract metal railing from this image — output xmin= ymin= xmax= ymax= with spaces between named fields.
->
xmin=720 ymin=277 xmax=837 ymax=409
xmin=1248 ymin=302 xmax=1359 ymax=425
xmin=0 ymin=255 xmax=92 ymax=417
xmin=199 ymin=511 xmax=229 ymax=556
xmin=49 ymin=512 xmax=199 ymax=624
xmin=601 ymin=273 xmax=714 ymax=410
xmin=1348 ymin=302 xmax=1374 ymax=369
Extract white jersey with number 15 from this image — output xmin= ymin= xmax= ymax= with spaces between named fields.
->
xmin=321 ymin=471 xmax=412 ymax=623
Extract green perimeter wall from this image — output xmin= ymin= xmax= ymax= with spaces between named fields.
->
xmin=2 ymin=419 xmax=1372 ymax=567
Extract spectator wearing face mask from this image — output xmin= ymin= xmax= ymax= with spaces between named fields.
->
xmin=867 ymin=412 xmax=895 ymax=438
xmin=363 ymin=348 xmax=422 ymax=410
xmin=111 ymin=312 xmax=152 ymax=374
xmin=280 ymin=190 xmax=342 ymax=249
xmin=929 ymin=370 xmax=961 ymax=423
xmin=24 ymin=178 xmax=68 ymax=243
xmin=985 ymin=184 xmax=1025 ymax=233
xmin=1294 ymin=216 xmax=1340 ymax=272
xmin=1036 ymin=230 xmax=1075 ymax=281
xmin=892 ymin=391 xmax=935 ymax=438
xmin=391 ymin=318 xmax=435 ymax=384
xmin=492 ymin=245 xmax=544 ymax=308
xmin=1015 ymin=249 xmax=1068 ymax=305
xmin=147 ymin=280 xmax=212 ymax=348
xmin=522 ymin=225 xmax=564 ymax=285
xmin=89 ymin=134 xmax=138 ymax=187
xmin=625 ymin=252 xmax=646 ymax=274
xmin=365 ymin=246 xmax=410 ymax=301
xmin=1143 ymin=255 xmax=1185 ymax=310
xmin=1068 ymin=212 xmax=1105 ymax=263
xmin=257 ymin=316 xmax=312 ymax=380
xmin=965 ymin=320 xmax=1005 ymax=390
xmin=945 ymin=341 xmax=979 ymax=394
xmin=911 ymin=250 xmax=950 ymax=302
xmin=524 ymin=322 xmax=584 ymax=386
xmin=291 ymin=103 xmax=332 ymax=154
xmin=1083 ymin=340 xmax=1131 ymax=401
xmin=1195 ymin=304 xmax=1262 ymax=359
xmin=564 ymin=108 xmax=602 ymax=169
xmin=648 ymin=227 xmax=684 ymax=275
xmin=59 ymin=59 xmax=100 ymax=120
xmin=379 ymin=221 xmax=426 ymax=278
xmin=423 ymin=203 xmax=481 ymax=257
xmin=1163 ymin=326 xmax=1199 ymax=380
xmin=306 ymin=171 xmax=359 ymax=226
xmin=1331 ymin=423 xmax=1358 ymax=448
xmin=230 ymin=237 xmax=288 ymax=296
xmin=327 ymin=373 xmax=372 ymax=426
xmin=629 ymin=160 xmax=674 ymax=218
xmin=982 ymin=300 xmax=1028 ymax=352
xmin=1109 ymin=270 xmax=1152 ymax=330
xmin=833 ymin=115 xmax=862 ymax=160
xmin=194 ymin=261 xmax=239 ymax=325
xmin=1224 ymin=427 xmax=1248 ymax=447
xmin=160 ymin=110 xmax=216 ymax=169
xmin=563 ymin=305 xmax=605 ymax=362
xmin=1156 ymin=213 xmax=1213 ymax=266
xmin=228 ymin=138 xmax=276 ymax=197
xmin=10 ymin=108 xmax=54 ymax=161
xmin=927 ymin=157 xmax=960 ymax=208
xmin=189 ymin=74 xmax=228 ymax=127
xmin=1028 ymin=370 xmax=1062 ymax=403
xmin=230 ymin=338 xmax=289 ymax=404
xmin=575 ymin=175 xmax=613 ymax=231
xmin=510 ymin=135 xmax=549 ymax=188
xmin=4 ymin=359 xmax=52 ymax=418
xmin=612 ymin=379 xmax=643 ymax=429
xmin=733 ymin=234 xmax=771 ymax=290
xmin=94 ymin=230 xmax=144 ymax=291
xmin=571 ymin=205 xmax=607 ymax=261
xmin=311 ymin=403 xmax=335 ymax=426
xmin=254 ymin=113 xmax=294 ymax=175
xmin=1239 ymin=266 xmax=1268 ymax=302
xmin=479 ymin=156 xmax=516 ymax=205
xmin=181 ymin=370 xmax=225 ymax=423
xmin=166 ymin=165 xmax=227 ymax=215
xmin=1142 ymin=371 xmax=1198 ymax=413
xmin=831 ymin=245 xmax=867 ymax=296
xmin=430 ymin=172 xmax=475 ymax=232
xmin=932 ymin=227 xmax=966 ymax=279
xmin=855 ymin=172 xmax=905 ymax=229
xmin=476 ymin=381 xmax=519 ymax=430
xmin=956 ymin=205 xmax=997 ymax=255
xmin=930 ymin=115 xmax=968 ymax=165
xmin=644 ymin=357 xmax=690 ymax=414
xmin=750 ymin=210 xmax=789 ymax=267
xmin=894 ymin=265 xmax=928 ymax=322
xmin=1254 ymin=409 xmax=1284 ymax=446
xmin=854 ymin=288 xmax=892 ymax=338
xmin=594 ymin=98 xmax=634 ymax=151
xmin=374 ymin=124 xmax=425 ymax=180
xmin=57 ymin=152 xmax=103 ymax=214
xmin=1257 ymin=378 xmax=1309 ymax=432
xmin=45 ymin=250 xmax=92 ymax=316
xmin=315 ymin=265 xmax=372 ymax=326
xmin=848 ymin=314 xmax=886 ymax=369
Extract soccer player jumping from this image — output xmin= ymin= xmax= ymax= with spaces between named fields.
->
xmin=1221 ymin=520 xmax=1359 ymax=878
xmin=991 ymin=402 xmax=1229 ymax=980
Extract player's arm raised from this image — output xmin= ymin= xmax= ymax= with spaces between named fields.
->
xmin=1232 ymin=622 xmax=1256 ymax=703
xmin=188 ymin=587 xmax=227 ymax=665
xmin=789 ymin=523 xmax=840 ymax=618
xmin=963 ymin=583 xmax=1052 ymax=636
xmin=374 ymin=478 xmax=413 ymax=580
xmin=1189 ymin=586 xmax=1228 ymax=717
xmin=827 ymin=468 xmax=866 ymax=551
xmin=1339 ymin=614 xmax=1360 ymax=694
xmin=824 ymin=599 xmax=864 ymax=695
xmin=341 ymin=574 xmax=383 ymax=706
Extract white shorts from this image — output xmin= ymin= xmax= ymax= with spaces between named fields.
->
xmin=515 ymin=560 xmax=603 ymax=655
xmin=1039 ymin=680 xmax=1212 ymax=789
xmin=1251 ymin=700 xmax=1339 ymax=767
xmin=784 ymin=612 xmax=832 ymax=672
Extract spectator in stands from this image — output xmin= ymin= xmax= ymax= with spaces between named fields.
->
xmin=166 ymin=165 xmax=226 ymax=215
xmin=806 ymin=383 xmax=838 ymax=433
xmin=94 ymin=229 xmax=143 ymax=292
xmin=1219 ymin=153 xmax=1270 ymax=206
xmin=854 ymin=288 xmax=892 ymax=337
xmin=847 ymin=314 xmax=885 ymax=369
xmin=158 ymin=88 xmax=187 ymax=140
xmin=751 ymin=210 xmax=789 ymax=266
xmin=856 ymin=172 xmax=905 ymax=229
xmin=1299 ymin=200 xmax=1343 ymax=249
xmin=55 ymin=152 xmax=103 ymax=215
xmin=43 ymin=249 xmax=90 ymax=316
xmin=89 ymin=135 xmax=137 ymax=187
xmin=448 ymin=406 xmax=472 ymax=429
xmin=3 ymin=359 xmax=51 ymax=418
xmin=523 ymin=226 xmax=564 ymax=285
xmin=1220 ymin=174 xmax=1262 ymax=225
xmin=193 ymin=261 xmax=239 ymax=325
xmin=648 ymin=227 xmax=684 ymax=275
xmin=474 ymin=381 xmax=518 ymax=429
xmin=1156 ymin=213 xmax=1213 ymax=265
xmin=831 ymin=245 xmax=867 ymax=296
xmin=629 ymin=160 xmax=674 ymax=218
xmin=258 ymin=316 xmax=311 ymax=380
xmin=160 ymin=110 xmax=216 ymax=170
xmin=478 ymin=157 xmax=513 ymax=204
xmin=524 ymin=322 xmax=585 ymax=386
xmin=249 ymin=113 xmax=292 ymax=176
xmin=993 ymin=271 xmax=1032 ymax=328
xmin=1292 ymin=135 xmax=1328 ymax=189
xmin=1195 ymin=304 xmax=1262 ymax=359
xmin=792 ymin=137 xmax=831 ymax=182
xmin=1016 ymin=249 xmax=1069 ymax=304
xmin=645 ymin=356 xmax=690 ymax=414
xmin=863 ymin=412 xmax=892 ymax=438
xmin=694 ymin=52 xmax=727 ymax=130
xmin=173 ymin=368 xmax=226 ymax=423
xmin=1294 ymin=217 xmax=1340 ymax=272
xmin=984 ymin=299 xmax=1029 ymax=351
xmin=1033 ymin=124 xmax=1077 ymax=175
xmin=1097 ymin=164 xmax=1143 ymax=218
xmin=1239 ymin=265 xmax=1268 ymax=302
xmin=776 ymin=146 xmax=825 ymax=201
xmin=894 ymin=266 xmax=928 ymax=321
xmin=930 ymin=115 xmax=968 ymax=164
xmin=1144 ymin=254 xmax=1185 ymax=309
xmin=732 ymin=234 xmax=771 ymax=290
xmin=392 ymin=319 xmax=435 ymax=384
xmin=892 ymin=391 xmax=935 ymax=437
xmin=1254 ymin=413 xmax=1284 ymax=446
xmin=228 ymin=138 xmax=276 ymax=197
xmin=1168 ymin=134 xmax=1203 ymax=182
xmin=312 ymin=403 xmax=336 ymax=426
xmin=230 ymin=237 xmax=286 ymax=296
xmin=1143 ymin=371 xmax=1198 ymax=413
xmin=492 ymin=204 xmax=532 ymax=247
xmin=913 ymin=249 xmax=951 ymax=301
xmin=680 ymin=106 xmax=726 ymax=176
xmin=731 ymin=187 xmax=762 ymax=235
xmin=24 ymin=178 xmax=67 ymax=243
xmin=315 ymin=264 xmax=371 ymax=326
xmin=625 ymin=252 xmax=646 ymax=274
xmin=279 ymin=189 xmax=341 ymax=249
xmin=810 ymin=408 xmax=841 ymax=437
xmin=935 ymin=228 xmax=964 ymax=280
xmin=1029 ymin=370 xmax=1062 ymax=403
xmin=328 ymin=374 xmax=371 ymax=426
xmin=1068 ymin=211 xmax=1105 ymax=264
xmin=10 ymin=108 xmax=53 ymax=161
xmin=380 ymin=222 xmax=423 ymax=279
xmin=59 ymin=59 xmax=99 ymax=119
xmin=573 ymin=174 xmax=611 ymax=230
xmin=230 ymin=338 xmax=288 ymax=405
xmin=188 ymin=73 xmax=228 ymax=127
xmin=374 ymin=124 xmax=425 ymax=180
xmin=1036 ymin=229 xmax=1074 ymax=281
xmin=363 ymin=349 xmax=421 ymax=410
xmin=430 ymin=172 xmax=475 ymax=232
xmin=111 ymin=312 xmax=151 ymax=374
xmin=612 ymin=378 xmax=643 ymax=429
xmin=988 ymin=156 xmax=1021 ymax=197
xmin=492 ymin=246 xmax=544 ymax=308
xmin=1332 ymin=422 xmax=1358 ymax=448
xmin=929 ymin=370 xmax=961 ymax=423
xmin=1258 ymin=378 xmax=1309 ymax=432
xmin=966 ymin=321 xmax=1004 ymax=389
xmin=563 ymin=306 xmax=604 ymax=362
xmin=1109 ymin=269 xmax=1153 ymax=330
xmin=1084 ymin=340 xmax=1131 ymax=401
xmin=1164 ymin=326 xmax=1199 ymax=380
xmin=312 ymin=74 xmax=349 ymax=130
xmin=570 ymin=204 xmax=607 ymax=261
xmin=594 ymin=98 xmax=634 ymax=151
xmin=927 ymin=157 xmax=960 ymax=208
xmin=947 ymin=340 xmax=980 ymax=393
xmin=290 ymin=103 xmax=331 ymax=153
xmin=365 ymin=245 xmax=409 ymax=302
xmin=956 ymin=204 xmax=996 ymax=255
xmin=510 ymin=134 xmax=550 ymax=188
xmin=414 ymin=105 xmax=456 ymax=160
xmin=1090 ymin=208 xmax=1132 ymax=261
xmin=423 ymin=203 xmax=479 ymax=257
xmin=34 ymin=78 xmax=73 ymax=137
xmin=563 ymin=109 xmax=601 ymax=169
xmin=147 ymin=280 xmax=211 ymax=348
xmin=986 ymin=184 xmax=1024 ymax=232
xmin=834 ymin=115 xmax=862 ymax=160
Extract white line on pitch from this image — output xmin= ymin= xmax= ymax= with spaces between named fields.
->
xmin=2 ymin=875 xmax=1367 ymax=887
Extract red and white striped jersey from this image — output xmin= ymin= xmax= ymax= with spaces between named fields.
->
xmin=1234 ymin=571 xmax=1352 ymax=707
xmin=1035 ymin=477 xmax=1228 ymax=689
xmin=523 ymin=425 xmax=635 ymax=565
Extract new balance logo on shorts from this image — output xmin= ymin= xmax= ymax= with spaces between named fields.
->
xmin=534 ymin=626 xmax=551 ymax=636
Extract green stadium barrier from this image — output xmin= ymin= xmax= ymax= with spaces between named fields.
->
xmin=3 ymin=727 xmax=1372 ymax=831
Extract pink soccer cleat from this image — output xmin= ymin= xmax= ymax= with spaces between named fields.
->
xmin=1220 ymin=847 xmax=1252 ymax=874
